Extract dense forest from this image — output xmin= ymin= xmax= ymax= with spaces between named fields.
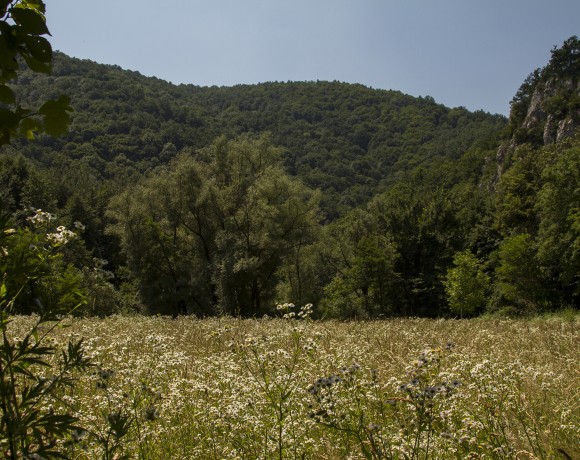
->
xmin=1 ymin=29 xmax=579 ymax=318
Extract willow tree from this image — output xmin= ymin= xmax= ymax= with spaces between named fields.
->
xmin=108 ymin=134 xmax=321 ymax=316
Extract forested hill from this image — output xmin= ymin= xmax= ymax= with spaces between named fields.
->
xmin=8 ymin=52 xmax=505 ymax=218
xmin=2 ymin=37 xmax=579 ymax=319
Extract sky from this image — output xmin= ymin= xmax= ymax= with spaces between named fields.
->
xmin=46 ymin=1 xmax=579 ymax=116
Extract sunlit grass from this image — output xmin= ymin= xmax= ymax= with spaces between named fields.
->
xmin=7 ymin=313 xmax=578 ymax=459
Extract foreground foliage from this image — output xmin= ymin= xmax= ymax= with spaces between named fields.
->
xmin=3 ymin=312 xmax=577 ymax=459
xmin=0 ymin=0 xmax=71 ymax=145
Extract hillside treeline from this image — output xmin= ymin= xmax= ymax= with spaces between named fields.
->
xmin=1 ymin=38 xmax=578 ymax=318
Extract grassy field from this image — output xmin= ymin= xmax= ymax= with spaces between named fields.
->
xmin=6 ymin=310 xmax=578 ymax=459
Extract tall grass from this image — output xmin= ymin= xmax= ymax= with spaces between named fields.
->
xmin=5 ymin=313 xmax=578 ymax=459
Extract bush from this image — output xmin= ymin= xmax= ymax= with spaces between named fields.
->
xmin=443 ymin=250 xmax=489 ymax=318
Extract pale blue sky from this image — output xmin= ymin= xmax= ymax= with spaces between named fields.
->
xmin=47 ymin=1 xmax=579 ymax=115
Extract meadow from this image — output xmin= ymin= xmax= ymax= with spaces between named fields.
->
xmin=5 ymin=307 xmax=578 ymax=459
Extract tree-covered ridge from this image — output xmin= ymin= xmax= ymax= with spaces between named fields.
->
xmin=195 ymin=81 xmax=505 ymax=215
xmin=8 ymin=52 xmax=505 ymax=217
xmin=2 ymin=37 xmax=579 ymax=318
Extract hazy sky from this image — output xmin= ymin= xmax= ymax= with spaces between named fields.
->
xmin=47 ymin=1 xmax=579 ymax=116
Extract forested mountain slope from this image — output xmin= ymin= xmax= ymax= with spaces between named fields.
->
xmin=6 ymin=52 xmax=505 ymax=218
xmin=3 ymin=38 xmax=578 ymax=318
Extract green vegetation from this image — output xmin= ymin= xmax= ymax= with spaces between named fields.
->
xmin=0 ymin=2 xmax=578 ymax=457
xmin=2 ymin=35 xmax=579 ymax=317
xmin=3 ymin=313 xmax=577 ymax=459
xmin=106 ymin=134 xmax=321 ymax=317
xmin=443 ymin=250 xmax=490 ymax=318
xmin=0 ymin=0 xmax=71 ymax=145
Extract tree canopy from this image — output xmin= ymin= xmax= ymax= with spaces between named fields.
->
xmin=2 ymin=35 xmax=579 ymax=317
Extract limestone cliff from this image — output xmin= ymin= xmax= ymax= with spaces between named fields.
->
xmin=495 ymin=36 xmax=580 ymax=178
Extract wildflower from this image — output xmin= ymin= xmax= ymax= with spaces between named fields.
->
xmin=424 ymin=387 xmax=437 ymax=398
xmin=298 ymin=303 xmax=314 ymax=319
xmin=329 ymin=375 xmax=342 ymax=385
xmin=144 ymin=405 xmax=160 ymax=421
xmin=98 ymin=368 xmax=114 ymax=380
xmin=435 ymin=384 xmax=446 ymax=393
xmin=27 ymin=209 xmax=54 ymax=225
xmin=70 ymin=429 xmax=87 ymax=443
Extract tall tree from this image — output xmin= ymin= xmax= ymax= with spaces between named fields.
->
xmin=491 ymin=233 xmax=545 ymax=314
xmin=536 ymin=137 xmax=580 ymax=305
xmin=108 ymin=134 xmax=321 ymax=316
xmin=320 ymin=209 xmax=399 ymax=318
xmin=368 ymin=182 xmax=461 ymax=316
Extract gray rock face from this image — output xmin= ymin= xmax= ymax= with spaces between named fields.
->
xmin=515 ymin=76 xmax=578 ymax=146
xmin=523 ymin=89 xmax=546 ymax=130
xmin=494 ymin=76 xmax=579 ymax=184
xmin=543 ymin=113 xmax=557 ymax=144
xmin=556 ymin=115 xmax=579 ymax=143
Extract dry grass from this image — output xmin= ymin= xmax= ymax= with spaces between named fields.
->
xmin=7 ymin=313 xmax=579 ymax=459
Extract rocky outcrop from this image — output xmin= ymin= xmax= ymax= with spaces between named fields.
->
xmin=493 ymin=36 xmax=580 ymax=183
xmin=520 ymin=77 xmax=579 ymax=146
xmin=495 ymin=84 xmax=579 ymax=181
xmin=543 ymin=113 xmax=557 ymax=144
xmin=523 ymin=89 xmax=546 ymax=131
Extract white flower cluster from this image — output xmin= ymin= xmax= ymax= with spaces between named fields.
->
xmin=27 ymin=208 xmax=55 ymax=226
xmin=47 ymin=226 xmax=76 ymax=245
xmin=275 ymin=302 xmax=314 ymax=320
xmin=24 ymin=208 xmax=82 ymax=245
xmin=0 ymin=229 xmax=12 ymax=256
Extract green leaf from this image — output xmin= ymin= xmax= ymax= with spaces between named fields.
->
xmin=0 ymin=84 xmax=15 ymax=103
xmin=0 ymin=107 xmax=20 ymax=128
xmin=0 ymin=30 xmax=19 ymax=81
xmin=19 ymin=116 xmax=42 ymax=139
xmin=22 ymin=0 xmax=46 ymax=14
xmin=38 ymin=95 xmax=72 ymax=135
xmin=22 ymin=50 xmax=51 ymax=73
xmin=23 ymin=34 xmax=52 ymax=62
xmin=10 ymin=7 xmax=50 ymax=35
xmin=0 ymin=282 xmax=6 ymax=301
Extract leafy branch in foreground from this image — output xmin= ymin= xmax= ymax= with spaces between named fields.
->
xmin=0 ymin=0 xmax=72 ymax=145
xmin=0 ymin=207 xmax=91 ymax=458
